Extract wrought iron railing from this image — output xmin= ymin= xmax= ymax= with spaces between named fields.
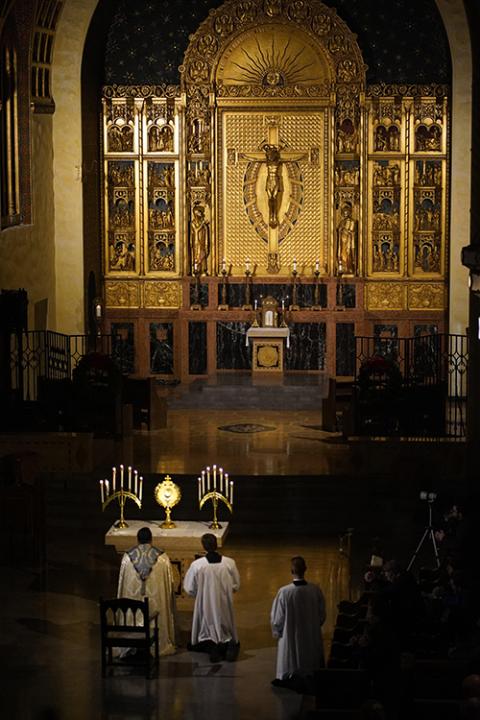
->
xmin=354 ymin=334 xmax=468 ymax=439
xmin=10 ymin=331 xmax=117 ymax=401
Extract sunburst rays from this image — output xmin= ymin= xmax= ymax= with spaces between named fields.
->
xmin=225 ymin=35 xmax=318 ymax=85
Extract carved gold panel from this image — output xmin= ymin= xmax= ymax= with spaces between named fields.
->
xmin=103 ymin=98 xmax=140 ymax=156
xmin=252 ymin=339 xmax=284 ymax=373
xmin=144 ymin=160 xmax=179 ymax=275
xmin=104 ymin=159 xmax=140 ymax=276
xmin=407 ymin=283 xmax=445 ymax=311
xmin=408 ymin=158 xmax=446 ymax=278
xmin=366 ymin=283 xmax=406 ymax=311
xmin=144 ymin=281 xmax=182 ymax=309
xmin=367 ymin=159 xmax=405 ymax=277
xmin=218 ymin=110 xmax=328 ymax=276
xmin=105 ymin=281 xmax=141 ymax=308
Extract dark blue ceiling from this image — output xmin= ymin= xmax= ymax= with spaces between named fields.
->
xmin=103 ymin=0 xmax=451 ymax=86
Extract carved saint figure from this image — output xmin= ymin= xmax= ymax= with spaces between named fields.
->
xmin=262 ymin=144 xmax=283 ymax=228
xmin=336 ymin=205 xmax=356 ymax=275
xmin=190 ymin=203 xmax=210 ymax=275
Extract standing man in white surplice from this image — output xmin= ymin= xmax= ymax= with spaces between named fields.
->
xmin=117 ymin=526 xmax=176 ymax=657
xmin=271 ymin=556 xmax=326 ymax=691
xmin=184 ymin=533 xmax=240 ymax=663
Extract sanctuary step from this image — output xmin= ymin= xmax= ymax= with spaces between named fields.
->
xmin=167 ymin=373 xmax=330 ymax=410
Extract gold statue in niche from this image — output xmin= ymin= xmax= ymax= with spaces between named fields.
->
xmin=336 ymin=204 xmax=357 ymax=275
xmin=190 ymin=203 xmax=211 ymax=274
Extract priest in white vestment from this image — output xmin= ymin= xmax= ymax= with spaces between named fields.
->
xmin=271 ymin=556 xmax=326 ymax=687
xmin=184 ymin=533 xmax=240 ymax=662
xmin=117 ymin=526 xmax=176 ymax=656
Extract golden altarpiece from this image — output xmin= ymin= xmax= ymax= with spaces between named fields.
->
xmin=100 ymin=0 xmax=449 ymax=379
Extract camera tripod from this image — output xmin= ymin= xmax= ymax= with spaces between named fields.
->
xmin=407 ymin=500 xmax=441 ymax=572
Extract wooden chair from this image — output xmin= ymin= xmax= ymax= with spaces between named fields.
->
xmin=99 ymin=597 xmax=159 ymax=677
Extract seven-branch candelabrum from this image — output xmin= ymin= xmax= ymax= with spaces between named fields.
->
xmin=198 ymin=464 xmax=234 ymax=529
xmin=99 ymin=464 xmax=143 ymax=529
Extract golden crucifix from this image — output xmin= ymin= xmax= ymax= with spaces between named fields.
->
xmin=239 ymin=122 xmax=307 ymax=268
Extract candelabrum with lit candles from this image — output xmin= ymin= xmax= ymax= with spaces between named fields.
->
xmin=99 ymin=464 xmax=143 ymax=529
xmin=197 ymin=464 xmax=234 ymax=529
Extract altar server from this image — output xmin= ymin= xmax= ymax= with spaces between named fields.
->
xmin=184 ymin=533 xmax=240 ymax=662
xmin=117 ymin=526 xmax=176 ymax=656
xmin=271 ymin=556 xmax=326 ymax=688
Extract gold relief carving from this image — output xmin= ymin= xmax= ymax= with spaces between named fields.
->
xmin=374 ymin=124 xmax=400 ymax=152
xmin=216 ymin=81 xmax=331 ymax=98
xmin=102 ymin=85 xmax=180 ymax=99
xmin=144 ymin=281 xmax=181 ymax=309
xmin=149 ymin=232 xmax=175 ymax=272
xmin=105 ymin=281 xmax=140 ymax=308
xmin=415 ymin=124 xmax=442 ymax=152
xmin=336 ymin=203 xmax=357 ymax=276
xmin=335 ymin=161 xmax=359 ymax=186
xmin=413 ymin=160 xmax=442 ymax=275
xmin=105 ymin=99 xmax=135 ymax=153
xmin=222 ymin=112 xmax=325 ymax=271
xmin=371 ymin=160 xmax=402 ymax=273
xmin=182 ymin=0 xmax=364 ymax=96
xmin=186 ymin=86 xmax=210 ymax=155
xmin=189 ymin=203 xmax=211 ymax=275
xmin=413 ymin=98 xmax=444 ymax=123
xmin=147 ymin=100 xmax=175 ymax=153
xmin=366 ymin=284 xmax=406 ymax=311
xmin=367 ymin=83 xmax=449 ymax=99
xmin=408 ymin=284 xmax=445 ymax=310
xmin=253 ymin=339 xmax=283 ymax=372
xmin=336 ymin=85 xmax=361 ymax=154
xmin=371 ymin=98 xmax=402 ymax=124
xmin=147 ymin=161 xmax=176 ymax=272
xmin=107 ymin=161 xmax=137 ymax=273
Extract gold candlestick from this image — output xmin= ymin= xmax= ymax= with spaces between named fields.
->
xmin=100 ymin=465 xmax=143 ymax=529
xmin=198 ymin=464 xmax=234 ymax=529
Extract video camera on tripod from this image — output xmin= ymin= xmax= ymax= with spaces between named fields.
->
xmin=407 ymin=490 xmax=441 ymax=572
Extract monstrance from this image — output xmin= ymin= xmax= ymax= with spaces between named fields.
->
xmin=154 ymin=475 xmax=181 ymax=529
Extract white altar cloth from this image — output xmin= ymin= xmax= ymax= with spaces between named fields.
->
xmin=246 ymin=326 xmax=290 ymax=348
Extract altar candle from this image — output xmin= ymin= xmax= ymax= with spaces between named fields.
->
xmin=128 ymin=466 xmax=132 ymax=491
xmin=293 ymin=258 xmax=297 ymax=272
xmin=315 ymin=259 xmax=320 ymax=272
xmin=100 ymin=479 xmax=105 ymax=504
xmin=105 ymin=479 xmax=110 ymax=497
xmin=230 ymin=480 xmax=234 ymax=505
xmin=245 ymin=257 xmax=250 ymax=272
xmin=198 ymin=477 xmax=202 ymax=503
xmin=134 ymin=469 xmax=138 ymax=496
xmin=112 ymin=466 xmax=116 ymax=491
xmin=120 ymin=464 xmax=124 ymax=489
xmin=219 ymin=467 xmax=223 ymax=494
xmin=207 ymin=466 xmax=211 ymax=491
xmin=281 ymin=298 xmax=285 ymax=311
xmin=222 ymin=257 xmax=227 ymax=272
xmin=201 ymin=470 xmax=206 ymax=495
xmin=213 ymin=464 xmax=217 ymax=489
xmin=139 ymin=476 xmax=143 ymax=501
xmin=254 ymin=299 xmax=258 ymax=310
xmin=225 ymin=472 xmax=229 ymax=499
xmin=194 ymin=260 xmax=198 ymax=272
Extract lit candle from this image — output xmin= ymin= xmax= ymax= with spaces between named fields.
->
xmin=100 ymin=479 xmax=105 ymax=504
xmin=128 ymin=466 xmax=132 ymax=491
xmin=139 ymin=476 xmax=143 ymax=501
xmin=222 ymin=257 xmax=227 ymax=272
xmin=245 ymin=257 xmax=250 ymax=273
xmin=207 ymin=466 xmax=211 ymax=491
xmin=194 ymin=260 xmax=198 ymax=272
xmin=120 ymin=464 xmax=124 ymax=489
xmin=230 ymin=480 xmax=234 ymax=505
xmin=201 ymin=470 xmax=206 ymax=496
xmin=281 ymin=298 xmax=285 ymax=311
xmin=225 ymin=472 xmax=229 ymax=499
xmin=213 ymin=464 xmax=217 ymax=489
xmin=198 ymin=477 xmax=202 ymax=503
xmin=315 ymin=259 xmax=320 ymax=272
xmin=134 ymin=469 xmax=138 ymax=496
xmin=219 ymin=467 xmax=224 ymax=494
xmin=293 ymin=258 xmax=297 ymax=272
xmin=112 ymin=467 xmax=116 ymax=492
xmin=254 ymin=299 xmax=258 ymax=310
xmin=105 ymin=479 xmax=110 ymax=497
